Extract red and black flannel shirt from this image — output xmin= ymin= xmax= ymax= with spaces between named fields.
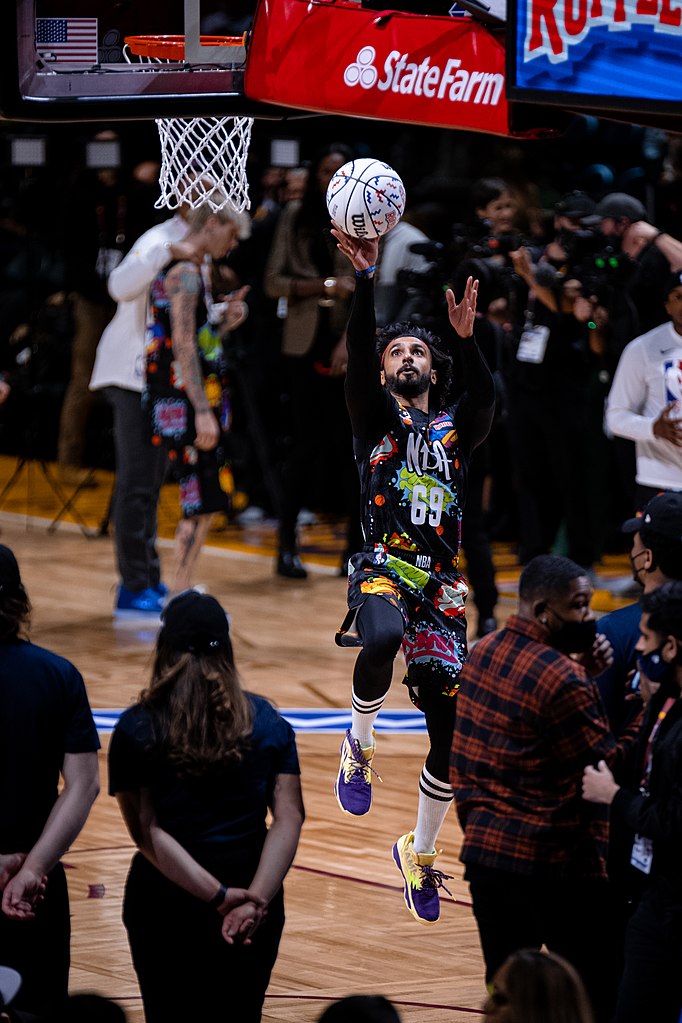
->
xmin=450 ymin=614 xmax=618 ymax=882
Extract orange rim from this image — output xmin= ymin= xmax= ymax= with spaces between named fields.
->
xmin=124 ymin=33 xmax=247 ymax=60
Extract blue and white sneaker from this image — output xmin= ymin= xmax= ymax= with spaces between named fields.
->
xmin=114 ymin=585 xmax=164 ymax=618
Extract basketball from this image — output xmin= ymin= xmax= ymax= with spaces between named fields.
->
xmin=326 ymin=158 xmax=406 ymax=239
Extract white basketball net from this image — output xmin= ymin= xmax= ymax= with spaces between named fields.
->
xmin=155 ymin=116 xmax=254 ymax=213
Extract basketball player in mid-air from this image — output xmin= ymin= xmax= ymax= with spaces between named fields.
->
xmin=330 ymin=223 xmax=494 ymax=924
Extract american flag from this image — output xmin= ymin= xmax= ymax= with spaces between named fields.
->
xmin=35 ymin=17 xmax=98 ymax=63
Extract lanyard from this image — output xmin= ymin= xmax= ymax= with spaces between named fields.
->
xmin=641 ymin=697 xmax=677 ymax=791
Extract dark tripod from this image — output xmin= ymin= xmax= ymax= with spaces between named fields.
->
xmin=0 ymin=298 xmax=98 ymax=538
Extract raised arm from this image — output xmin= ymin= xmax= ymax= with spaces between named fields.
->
xmin=108 ymin=225 xmax=178 ymax=303
xmin=329 ymin=226 xmax=392 ymax=440
xmin=447 ymin=277 xmax=496 ymax=453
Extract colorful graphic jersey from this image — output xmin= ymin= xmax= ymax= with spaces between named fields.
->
xmin=356 ymin=399 xmax=465 ymax=565
xmin=144 ymin=262 xmax=233 ymax=517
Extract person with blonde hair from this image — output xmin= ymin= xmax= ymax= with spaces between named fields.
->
xmin=109 ymin=589 xmax=304 ymax=1022
xmin=144 ymin=199 xmax=249 ymax=592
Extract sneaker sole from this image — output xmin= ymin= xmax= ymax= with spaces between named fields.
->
xmin=392 ymin=844 xmax=439 ymax=926
xmin=113 ymin=608 xmax=163 ymax=619
xmin=333 ymin=780 xmax=371 ymax=817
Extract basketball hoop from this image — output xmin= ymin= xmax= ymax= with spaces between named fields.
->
xmin=155 ymin=116 xmax=254 ymax=214
xmin=125 ymin=33 xmax=247 ymax=62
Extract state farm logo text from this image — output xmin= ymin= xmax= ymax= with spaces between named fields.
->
xmin=344 ymin=46 xmax=503 ymax=105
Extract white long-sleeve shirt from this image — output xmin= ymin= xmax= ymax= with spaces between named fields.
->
xmin=605 ymin=319 xmax=682 ymax=489
xmin=89 ymin=214 xmax=188 ymax=393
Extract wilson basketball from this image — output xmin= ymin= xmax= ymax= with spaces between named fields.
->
xmin=326 ymin=158 xmax=406 ymax=239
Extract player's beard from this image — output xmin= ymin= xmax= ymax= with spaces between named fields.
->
xmin=385 ymin=367 xmax=431 ymax=399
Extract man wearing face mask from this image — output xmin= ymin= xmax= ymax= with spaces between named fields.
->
xmin=451 ymin=554 xmax=634 ymax=1023
xmin=595 ymin=491 xmax=682 ymax=736
xmin=587 ymin=492 xmax=682 ymax=1023
xmin=583 ymin=581 xmax=682 ymax=1023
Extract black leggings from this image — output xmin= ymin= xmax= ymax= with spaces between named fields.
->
xmin=353 ymin=595 xmax=457 ymax=785
xmin=124 ymin=854 xmax=285 ymax=1023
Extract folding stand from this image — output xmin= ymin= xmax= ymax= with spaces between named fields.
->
xmin=0 ymin=455 xmax=98 ymax=538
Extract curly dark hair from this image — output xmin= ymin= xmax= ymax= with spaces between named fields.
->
xmin=641 ymin=580 xmax=682 ymax=644
xmin=376 ymin=321 xmax=454 ymax=407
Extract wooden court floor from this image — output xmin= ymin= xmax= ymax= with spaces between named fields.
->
xmin=0 ymin=458 xmax=635 ymax=1022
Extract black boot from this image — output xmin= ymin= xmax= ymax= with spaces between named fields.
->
xmin=276 ymin=546 xmax=308 ymax=580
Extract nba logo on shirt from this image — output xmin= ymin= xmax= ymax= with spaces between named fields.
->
xmin=663 ymin=358 xmax=682 ymax=415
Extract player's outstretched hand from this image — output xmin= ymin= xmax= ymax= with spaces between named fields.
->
xmin=446 ymin=277 xmax=479 ymax=338
xmin=330 ymin=223 xmax=379 ymax=274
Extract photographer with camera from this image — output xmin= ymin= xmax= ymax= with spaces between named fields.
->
xmin=596 ymin=192 xmax=682 ymax=336
xmin=505 ymin=191 xmax=627 ymax=574
xmin=374 ymin=209 xmax=432 ymax=329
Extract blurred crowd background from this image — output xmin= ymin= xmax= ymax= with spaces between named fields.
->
xmin=1 ymin=113 xmax=680 ymax=580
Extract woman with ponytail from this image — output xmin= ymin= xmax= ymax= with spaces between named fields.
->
xmin=109 ymin=589 xmax=304 ymax=1022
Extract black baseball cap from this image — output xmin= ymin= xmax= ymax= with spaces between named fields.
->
xmin=595 ymin=192 xmax=647 ymax=223
xmin=622 ymin=492 xmax=682 ymax=540
xmin=0 ymin=545 xmax=22 ymax=594
xmin=554 ymin=190 xmax=599 ymax=224
xmin=664 ymin=269 xmax=682 ymax=298
xmin=159 ymin=590 xmax=231 ymax=654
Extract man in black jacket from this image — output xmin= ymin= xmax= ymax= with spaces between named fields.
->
xmin=583 ymin=580 xmax=682 ymax=1023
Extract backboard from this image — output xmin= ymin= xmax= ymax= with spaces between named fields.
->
xmin=0 ymin=0 xmax=297 ymax=122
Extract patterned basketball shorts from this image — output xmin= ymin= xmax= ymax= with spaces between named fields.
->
xmin=343 ymin=547 xmax=469 ymax=699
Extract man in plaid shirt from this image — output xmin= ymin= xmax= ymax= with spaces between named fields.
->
xmin=451 ymin=554 xmax=632 ymax=1022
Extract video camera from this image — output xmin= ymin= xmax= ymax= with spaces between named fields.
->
xmin=575 ymin=246 xmax=629 ymax=304
xmin=468 ymin=231 xmax=524 ymax=260
xmin=394 ymin=240 xmax=453 ymax=332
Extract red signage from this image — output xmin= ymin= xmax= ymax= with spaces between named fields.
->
xmin=245 ymin=0 xmax=512 ymax=137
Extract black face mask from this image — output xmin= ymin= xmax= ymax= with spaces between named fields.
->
xmin=629 ymin=549 xmax=647 ymax=588
xmin=637 ymin=646 xmax=672 ymax=684
xmin=547 ymin=611 xmax=597 ymax=654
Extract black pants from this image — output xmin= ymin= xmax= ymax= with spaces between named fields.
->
xmin=614 ymin=882 xmax=682 ymax=1023
xmin=105 ymin=386 xmax=168 ymax=592
xmin=123 ymin=854 xmax=285 ymax=1023
xmin=353 ymin=596 xmax=457 ymax=783
xmin=278 ymin=355 xmax=359 ymax=550
xmin=506 ymin=389 xmax=597 ymax=568
xmin=466 ymin=863 xmax=616 ymax=1023
xmin=461 ymin=450 xmax=498 ymax=623
xmin=0 ymin=863 xmax=70 ymax=1017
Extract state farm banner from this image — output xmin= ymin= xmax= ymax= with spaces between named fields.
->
xmin=510 ymin=0 xmax=682 ymax=107
xmin=245 ymin=0 xmax=511 ymax=136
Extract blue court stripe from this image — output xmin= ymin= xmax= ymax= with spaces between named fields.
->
xmin=93 ymin=708 xmax=427 ymax=735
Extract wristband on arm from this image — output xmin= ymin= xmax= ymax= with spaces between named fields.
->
xmin=208 ymin=883 xmax=228 ymax=909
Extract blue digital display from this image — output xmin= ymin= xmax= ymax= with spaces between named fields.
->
xmin=513 ymin=0 xmax=682 ymax=102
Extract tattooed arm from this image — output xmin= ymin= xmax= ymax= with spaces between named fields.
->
xmin=166 ymin=261 xmax=219 ymax=451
